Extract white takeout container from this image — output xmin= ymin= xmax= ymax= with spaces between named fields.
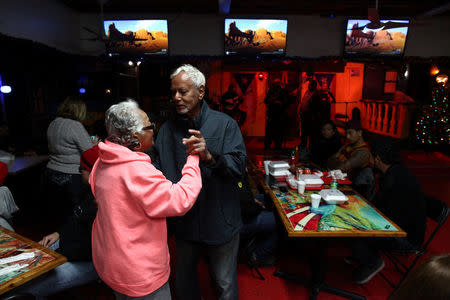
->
xmin=298 ymin=174 xmax=324 ymax=185
xmin=319 ymin=189 xmax=348 ymax=205
xmin=268 ymin=161 xmax=290 ymax=176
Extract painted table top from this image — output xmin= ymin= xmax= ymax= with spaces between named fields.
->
xmin=272 ymin=189 xmax=405 ymax=237
xmin=0 ymin=227 xmax=66 ymax=294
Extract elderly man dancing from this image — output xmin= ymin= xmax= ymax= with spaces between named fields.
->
xmin=153 ymin=64 xmax=247 ymax=300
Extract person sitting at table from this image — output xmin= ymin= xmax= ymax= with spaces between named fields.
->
xmin=9 ymin=145 xmax=100 ymax=299
xmin=0 ymin=162 xmax=20 ymax=232
xmin=239 ymin=171 xmax=279 ymax=268
xmin=327 ymin=119 xmax=374 ymax=198
xmin=0 ymin=162 xmax=19 ymax=232
xmin=310 ymin=120 xmax=342 ymax=168
xmin=348 ymin=138 xmax=426 ymax=284
xmin=90 ymin=99 xmax=202 ymax=299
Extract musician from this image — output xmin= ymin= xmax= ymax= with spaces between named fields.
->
xmin=221 ymin=84 xmax=246 ymax=127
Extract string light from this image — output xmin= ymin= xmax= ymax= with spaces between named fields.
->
xmin=415 ymin=80 xmax=450 ymax=145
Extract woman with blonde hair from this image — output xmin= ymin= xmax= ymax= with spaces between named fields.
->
xmin=46 ymin=96 xmax=94 ymax=224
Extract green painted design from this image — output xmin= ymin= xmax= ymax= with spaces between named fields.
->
xmin=275 ymin=190 xmax=397 ymax=232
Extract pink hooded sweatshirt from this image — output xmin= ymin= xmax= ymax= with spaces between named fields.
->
xmin=89 ymin=141 xmax=202 ymax=297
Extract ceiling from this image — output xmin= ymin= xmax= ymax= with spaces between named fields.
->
xmin=59 ymin=0 xmax=450 ymax=17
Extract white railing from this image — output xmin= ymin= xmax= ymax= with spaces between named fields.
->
xmin=361 ymin=99 xmax=417 ymax=139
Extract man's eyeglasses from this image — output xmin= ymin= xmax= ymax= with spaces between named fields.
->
xmin=142 ymin=124 xmax=155 ymax=131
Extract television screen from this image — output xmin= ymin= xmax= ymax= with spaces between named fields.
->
xmin=344 ymin=19 xmax=409 ymax=57
xmin=224 ymin=19 xmax=287 ymax=55
xmin=103 ymin=20 xmax=168 ymax=55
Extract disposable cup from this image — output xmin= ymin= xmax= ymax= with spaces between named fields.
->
xmin=310 ymin=194 xmax=321 ymax=209
xmin=297 ymin=180 xmax=306 ymax=195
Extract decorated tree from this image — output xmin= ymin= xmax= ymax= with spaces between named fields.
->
xmin=414 ymin=77 xmax=450 ymax=145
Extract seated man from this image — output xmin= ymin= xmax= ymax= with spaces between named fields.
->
xmin=239 ymin=172 xmax=278 ymax=267
xmin=349 ymin=138 xmax=427 ymax=284
xmin=327 ymin=119 xmax=374 ymax=198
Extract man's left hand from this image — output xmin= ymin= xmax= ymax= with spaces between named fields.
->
xmin=182 ymin=129 xmax=213 ymax=162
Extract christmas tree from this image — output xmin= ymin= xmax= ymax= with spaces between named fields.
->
xmin=415 ymin=80 xmax=450 ymax=145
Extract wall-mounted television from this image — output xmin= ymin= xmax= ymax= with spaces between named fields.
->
xmin=224 ymin=19 xmax=287 ymax=56
xmin=344 ymin=19 xmax=409 ymax=57
xmin=103 ymin=20 xmax=168 ymax=55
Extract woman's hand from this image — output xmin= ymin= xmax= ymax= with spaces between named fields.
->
xmin=39 ymin=232 xmax=60 ymax=248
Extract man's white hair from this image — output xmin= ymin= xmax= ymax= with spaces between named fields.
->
xmin=105 ymin=99 xmax=145 ymax=145
xmin=170 ymin=64 xmax=205 ymax=88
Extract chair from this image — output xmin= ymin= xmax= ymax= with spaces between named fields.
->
xmin=240 ymin=234 xmax=266 ymax=280
xmin=379 ymin=195 xmax=449 ymax=289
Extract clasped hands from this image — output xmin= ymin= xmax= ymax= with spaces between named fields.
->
xmin=182 ymin=129 xmax=213 ymax=162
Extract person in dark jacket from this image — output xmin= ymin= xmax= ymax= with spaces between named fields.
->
xmin=310 ymin=120 xmax=342 ymax=168
xmin=328 ymin=119 xmax=375 ymax=199
xmin=153 ymin=64 xmax=246 ymax=300
xmin=14 ymin=146 xmax=99 ymax=299
xmin=349 ymin=138 xmax=426 ymax=285
xmin=264 ymin=79 xmax=289 ymax=150
xmin=298 ymin=80 xmax=321 ymax=148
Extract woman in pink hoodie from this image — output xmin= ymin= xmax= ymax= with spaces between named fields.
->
xmin=89 ymin=100 xmax=202 ymax=299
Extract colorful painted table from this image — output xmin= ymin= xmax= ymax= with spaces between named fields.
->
xmin=248 ymin=157 xmax=406 ymax=237
xmin=271 ymin=189 xmax=405 ymax=238
xmin=0 ymin=227 xmax=66 ymax=295
xmin=247 ymin=157 xmax=406 ymax=300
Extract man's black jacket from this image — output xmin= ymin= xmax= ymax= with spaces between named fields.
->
xmin=372 ymin=163 xmax=426 ymax=246
xmin=153 ymin=101 xmax=246 ymax=245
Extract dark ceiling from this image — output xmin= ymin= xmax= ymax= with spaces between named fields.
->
xmin=59 ymin=0 xmax=450 ymax=17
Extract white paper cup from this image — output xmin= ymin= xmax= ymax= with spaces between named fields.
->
xmin=310 ymin=194 xmax=321 ymax=209
xmin=263 ymin=160 xmax=271 ymax=175
xmin=297 ymin=180 xmax=306 ymax=195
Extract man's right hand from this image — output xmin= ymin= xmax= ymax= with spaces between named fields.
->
xmin=39 ymin=232 xmax=60 ymax=248
xmin=182 ymin=129 xmax=213 ymax=162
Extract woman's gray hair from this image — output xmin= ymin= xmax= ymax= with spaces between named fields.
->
xmin=170 ymin=64 xmax=205 ymax=89
xmin=105 ymin=99 xmax=145 ymax=146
